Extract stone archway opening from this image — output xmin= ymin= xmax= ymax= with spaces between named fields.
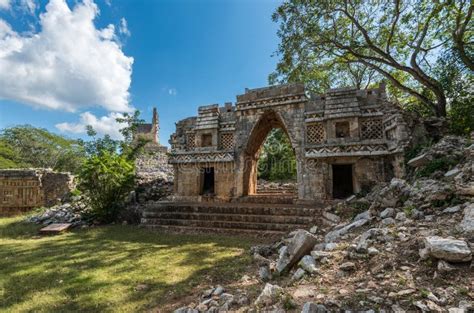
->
xmin=242 ymin=111 xmax=297 ymax=197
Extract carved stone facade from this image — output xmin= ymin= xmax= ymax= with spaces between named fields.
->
xmin=0 ymin=169 xmax=74 ymax=213
xmin=169 ymin=83 xmax=409 ymax=202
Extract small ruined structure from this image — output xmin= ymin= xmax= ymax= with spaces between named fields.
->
xmin=134 ymin=107 xmax=160 ymax=144
xmin=169 ymin=83 xmax=409 ymax=202
xmin=0 ymin=169 xmax=74 ymax=214
xmin=133 ymin=107 xmax=174 ymax=202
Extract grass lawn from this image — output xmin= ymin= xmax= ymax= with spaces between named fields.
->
xmin=0 ymin=215 xmax=255 ymax=312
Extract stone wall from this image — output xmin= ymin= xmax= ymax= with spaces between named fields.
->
xmin=169 ymin=83 xmax=410 ymax=202
xmin=134 ymin=145 xmax=174 ymax=202
xmin=0 ymin=169 xmax=74 ymax=214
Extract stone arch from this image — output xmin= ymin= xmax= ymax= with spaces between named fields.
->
xmin=240 ymin=110 xmax=298 ymax=196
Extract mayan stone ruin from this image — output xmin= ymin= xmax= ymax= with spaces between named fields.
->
xmin=134 ymin=107 xmax=174 ymax=202
xmin=168 ymin=83 xmax=409 ymax=203
xmin=0 ymin=169 xmax=74 ymax=214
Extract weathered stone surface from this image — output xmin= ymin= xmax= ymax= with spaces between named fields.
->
xmin=298 ymin=255 xmax=318 ymax=273
xmin=422 ymin=236 xmax=472 ymax=262
xmin=254 ymin=283 xmax=284 ymax=306
xmin=301 ymin=302 xmax=328 ymax=313
xmin=310 ymin=250 xmax=331 ymax=260
xmin=325 ymin=218 xmax=370 ymax=242
xmin=291 ymin=268 xmax=306 ymax=281
xmin=443 ymin=205 xmax=461 ymax=214
xmin=460 ymin=203 xmax=474 ymax=236
xmin=276 ymin=230 xmax=318 ymax=273
xmin=323 ymin=212 xmax=341 ymax=224
xmin=354 ymin=210 xmax=371 ymax=221
xmin=382 ymin=217 xmax=396 ymax=225
xmin=0 ymin=169 xmax=74 ymax=212
xmin=408 ymin=153 xmax=431 ymax=167
xmin=339 ymin=262 xmax=356 ymax=271
xmin=445 ymin=168 xmax=461 ymax=178
xmin=259 ymin=266 xmax=271 ymax=281
xmin=380 ymin=208 xmax=395 ymax=219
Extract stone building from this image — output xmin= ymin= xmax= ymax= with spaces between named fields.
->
xmin=134 ymin=107 xmax=159 ymax=144
xmin=0 ymin=169 xmax=74 ymax=214
xmin=134 ymin=107 xmax=174 ymax=202
xmin=169 ymin=83 xmax=409 ymax=203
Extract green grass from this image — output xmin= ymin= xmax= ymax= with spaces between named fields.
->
xmin=0 ymin=215 xmax=254 ymax=312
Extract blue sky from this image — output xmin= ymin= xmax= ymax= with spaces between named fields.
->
xmin=0 ymin=0 xmax=282 ymax=146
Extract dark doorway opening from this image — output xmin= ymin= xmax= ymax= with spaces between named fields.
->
xmin=332 ymin=164 xmax=353 ymax=199
xmin=201 ymin=167 xmax=215 ymax=195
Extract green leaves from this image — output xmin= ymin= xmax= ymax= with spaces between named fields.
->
xmin=0 ymin=125 xmax=85 ymax=173
xmin=271 ymin=0 xmax=473 ymax=117
xmin=78 ymin=151 xmax=135 ymax=223
xmin=257 ymin=128 xmax=297 ymax=181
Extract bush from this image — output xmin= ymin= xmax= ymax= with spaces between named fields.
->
xmin=415 ymin=157 xmax=458 ymax=178
xmin=78 ymin=151 xmax=135 ymax=223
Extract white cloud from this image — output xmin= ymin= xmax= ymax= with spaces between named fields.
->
xmin=168 ymin=88 xmax=177 ymax=96
xmin=0 ymin=0 xmax=10 ymax=10
xmin=56 ymin=112 xmax=126 ymax=140
xmin=0 ymin=0 xmax=134 ymax=113
xmin=119 ymin=17 xmax=130 ymax=37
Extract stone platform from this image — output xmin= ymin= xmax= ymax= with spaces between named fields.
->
xmin=141 ymin=201 xmax=324 ymax=235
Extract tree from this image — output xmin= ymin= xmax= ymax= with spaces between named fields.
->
xmin=271 ymin=0 xmax=473 ymax=117
xmin=451 ymin=0 xmax=474 ymax=70
xmin=78 ymin=151 xmax=135 ymax=223
xmin=0 ymin=125 xmax=85 ymax=173
xmin=435 ymin=48 xmax=474 ymax=135
xmin=257 ymin=128 xmax=297 ymax=181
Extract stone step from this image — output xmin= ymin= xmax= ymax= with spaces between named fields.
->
xmin=142 ymin=211 xmax=315 ymax=224
xmin=143 ymin=203 xmax=321 ymax=217
xmin=141 ymin=202 xmax=323 ymax=234
xmin=141 ymin=218 xmax=306 ymax=232
xmin=233 ymin=195 xmax=296 ymax=204
xmin=143 ymin=224 xmax=287 ymax=236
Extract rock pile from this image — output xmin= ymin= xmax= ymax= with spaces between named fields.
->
xmin=26 ymin=196 xmax=91 ymax=227
xmin=174 ymin=285 xmax=250 ymax=313
xmin=172 ymin=135 xmax=474 ymax=312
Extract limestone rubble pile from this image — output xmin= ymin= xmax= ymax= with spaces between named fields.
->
xmin=26 ymin=196 xmax=91 ymax=227
xmin=173 ymin=135 xmax=474 ymax=312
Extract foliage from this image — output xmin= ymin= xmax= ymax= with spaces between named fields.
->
xmin=78 ymin=151 xmax=135 ymax=223
xmin=76 ymin=110 xmax=150 ymax=223
xmin=257 ymin=128 xmax=297 ymax=181
xmin=0 ymin=214 xmax=252 ymax=312
xmin=0 ymin=125 xmax=85 ymax=173
xmin=434 ymin=49 xmax=474 ymax=135
xmin=271 ymin=0 xmax=473 ymax=117
xmin=415 ymin=156 xmax=458 ymax=178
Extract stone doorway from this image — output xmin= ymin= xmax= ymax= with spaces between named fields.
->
xmin=241 ymin=111 xmax=298 ymax=197
xmin=332 ymin=164 xmax=353 ymax=199
xmin=200 ymin=167 xmax=215 ymax=195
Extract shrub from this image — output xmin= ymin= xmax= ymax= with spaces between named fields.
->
xmin=415 ymin=157 xmax=458 ymax=178
xmin=78 ymin=151 xmax=135 ymax=223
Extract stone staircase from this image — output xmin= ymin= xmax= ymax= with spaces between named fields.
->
xmin=141 ymin=202 xmax=323 ymax=235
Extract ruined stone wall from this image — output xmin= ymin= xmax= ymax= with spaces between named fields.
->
xmin=169 ymin=83 xmax=409 ymax=202
xmin=173 ymin=162 xmax=234 ymax=200
xmin=134 ymin=145 xmax=174 ymax=202
xmin=0 ymin=169 xmax=74 ymax=213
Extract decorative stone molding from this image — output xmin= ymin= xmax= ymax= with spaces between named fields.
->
xmin=169 ymin=152 xmax=234 ymax=164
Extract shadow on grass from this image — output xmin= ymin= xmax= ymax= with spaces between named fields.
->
xmin=0 ymin=217 xmax=256 ymax=312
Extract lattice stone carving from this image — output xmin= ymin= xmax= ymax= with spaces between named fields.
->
xmin=220 ymin=133 xmax=234 ymax=150
xmin=307 ymin=123 xmax=325 ymax=144
xmin=361 ymin=119 xmax=383 ymax=139
xmin=186 ymin=133 xmax=195 ymax=150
